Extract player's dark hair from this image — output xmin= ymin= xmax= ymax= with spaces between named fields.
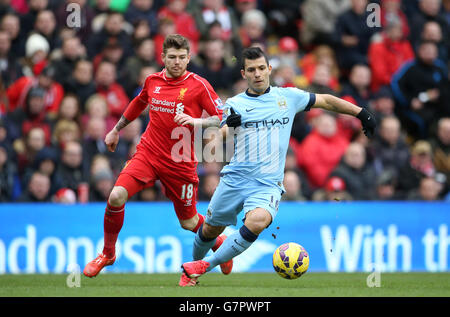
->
xmin=163 ymin=34 xmax=190 ymax=54
xmin=241 ymin=47 xmax=269 ymax=70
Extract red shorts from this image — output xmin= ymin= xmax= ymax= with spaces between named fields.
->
xmin=115 ymin=150 xmax=199 ymax=220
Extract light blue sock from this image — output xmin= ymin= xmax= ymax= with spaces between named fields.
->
xmin=192 ymin=224 xmax=217 ymax=260
xmin=203 ymin=225 xmax=258 ymax=271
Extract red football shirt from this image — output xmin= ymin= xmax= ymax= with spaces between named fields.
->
xmin=133 ymin=69 xmax=222 ymax=172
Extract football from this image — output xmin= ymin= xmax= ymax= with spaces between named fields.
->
xmin=272 ymin=242 xmax=309 ymax=279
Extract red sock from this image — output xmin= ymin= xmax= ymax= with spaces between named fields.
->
xmin=192 ymin=213 xmax=205 ymax=233
xmin=102 ymin=202 xmax=125 ymax=258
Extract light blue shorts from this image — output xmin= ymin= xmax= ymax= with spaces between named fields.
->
xmin=205 ymin=175 xmax=283 ymax=227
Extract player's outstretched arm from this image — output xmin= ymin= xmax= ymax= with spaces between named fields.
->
xmin=313 ymin=94 xmax=377 ymax=138
xmin=105 ymin=96 xmax=148 ymax=152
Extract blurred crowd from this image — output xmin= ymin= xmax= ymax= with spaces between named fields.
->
xmin=0 ymin=0 xmax=449 ymax=204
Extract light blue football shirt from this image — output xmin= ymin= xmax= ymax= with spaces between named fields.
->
xmin=220 ymin=86 xmax=316 ymax=190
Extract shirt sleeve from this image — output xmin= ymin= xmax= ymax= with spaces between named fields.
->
xmin=136 ymin=75 xmax=151 ymax=103
xmin=287 ymin=87 xmax=316 ymax=112
xmin=195 ymin=75 xmax=223 ymax=119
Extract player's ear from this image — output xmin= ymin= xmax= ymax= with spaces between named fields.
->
xmin=240 ymin=68 xmax=246 ymax=79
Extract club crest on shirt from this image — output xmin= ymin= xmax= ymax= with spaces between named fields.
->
xmin=177 ymin=88 xmax=188 ymax=100
xmin=277 ymin=97 xmax=287 ymax=110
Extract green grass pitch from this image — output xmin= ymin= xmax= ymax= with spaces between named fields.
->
xmin=0 ymin=272 xmax=449 ymax=297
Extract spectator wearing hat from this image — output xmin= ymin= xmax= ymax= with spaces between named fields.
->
xmin=300 ymin=0 xmax=351 ymax=46
xmin=397 ymin=140 xmax=436 ymax=198
xmin=312 ymin=176 xmax=353 ymax=201
xmin=333 ymin=0 xmax=379 ymax=71
xmin=368 ymin=115 xmax=410 ymax=177
xmin=53 ymin=187 xmax=77 ymax=204
xmin=16 ymin=170 xmax=52 ymax=202
xmin=272 ymin=36 xmax=301 ymax=74
xmin=368 ymin=15 xmax=415 ymax=93
xmin=330 ymin=142 xmax=377 ymax=200
xmin=22 ymin=32 xmax=50 ymax=76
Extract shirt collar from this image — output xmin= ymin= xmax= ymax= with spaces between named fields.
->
xmin=245 ymin=86 xmax=271 ymax=97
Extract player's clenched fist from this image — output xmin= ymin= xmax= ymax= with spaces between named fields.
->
xmin=226 ymin=107 xmax=241 ymax=128
xmin=105 ymin=128 xmax=120 ymax=152
xmin=356 ymin=108 xmax=377 ymax=138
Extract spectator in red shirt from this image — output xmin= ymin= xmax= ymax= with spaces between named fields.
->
xmin=158 ymin=0 xmax=200 ymax=54
xmin=295 ymin=112 xmax=349 ymax=188
xmin=7 ymin=65 xmax=64 ymax=115
xmin=94 ymin=60 xmax=129 ymax=120
xmin=368 ymin=16 xmax=415 ymax=92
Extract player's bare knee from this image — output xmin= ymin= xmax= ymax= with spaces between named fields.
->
xmin=245 ymin=208 xmax=272 ymax=235
xmin=202 ymin=223 xmax=224 ymax=239
xmin=179 ymin=216 xmax=198 ymax=231
xmin=108 ymin=186 xmax=128 ymax=206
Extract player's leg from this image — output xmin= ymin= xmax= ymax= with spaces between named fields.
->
xmin=159 ymin=174 xmax=206 ymax=233
xmin=183 ymin=184 xmax=281 ymax=279
xmin=201 ymin=207 xmax=272 ymax=272
xmin=84 ymin=154 xmax=156 ymax=277
xmin=191 ymin=178 xmax=243 ymax=261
